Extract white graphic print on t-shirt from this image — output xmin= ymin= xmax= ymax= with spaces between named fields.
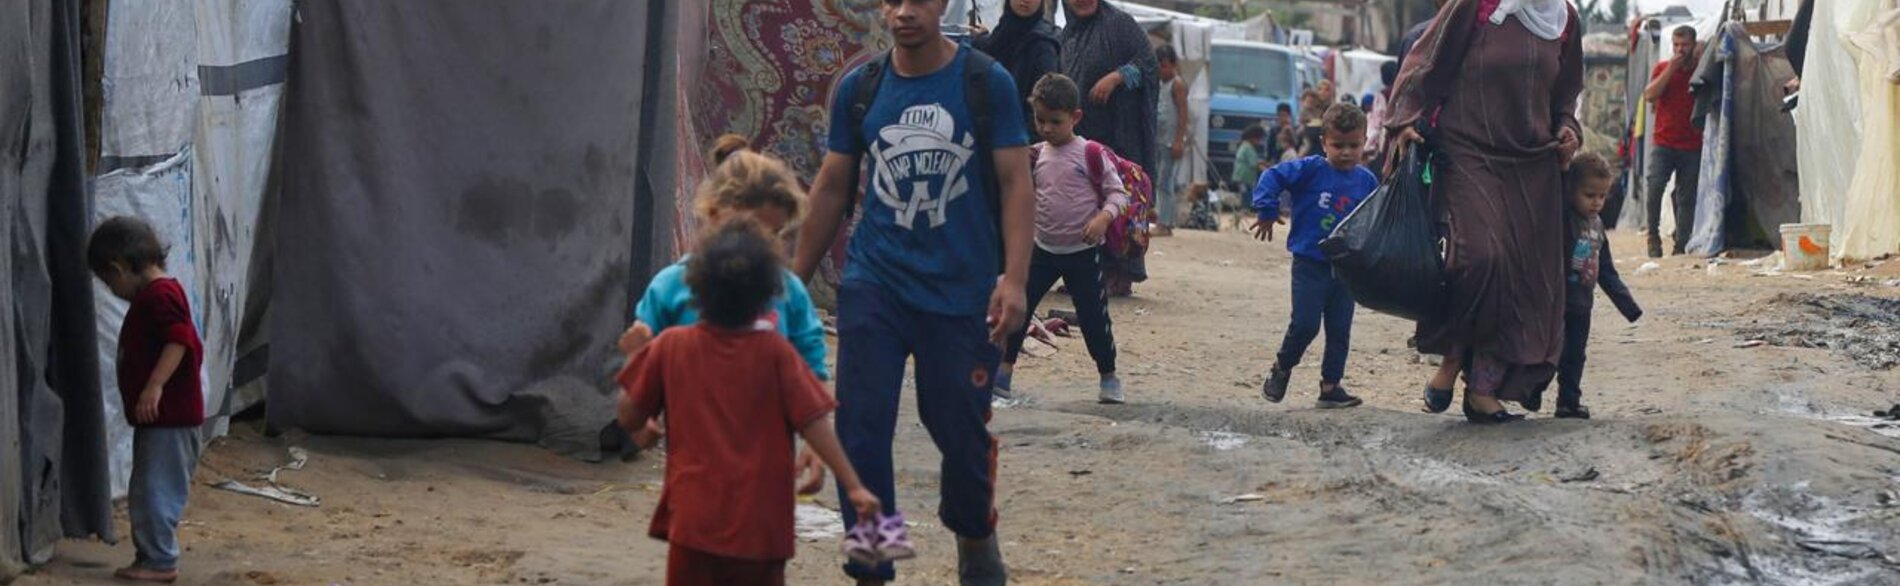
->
xmin=871 ymin=104 xmax=976 ymax=230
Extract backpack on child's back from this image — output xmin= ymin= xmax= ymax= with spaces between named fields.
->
xmin=1031 ymin=141 xmax=1156 ymax=260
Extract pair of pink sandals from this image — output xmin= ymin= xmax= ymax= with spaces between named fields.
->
xmin=843 ymin=512 xmax=916 ymax=565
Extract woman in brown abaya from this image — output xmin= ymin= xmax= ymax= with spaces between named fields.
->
xmin=1386 ymin=0 xmax=1583 ymax=423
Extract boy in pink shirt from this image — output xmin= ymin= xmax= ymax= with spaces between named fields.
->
xmin=999 ymin=73 xmax=1130 ymax=404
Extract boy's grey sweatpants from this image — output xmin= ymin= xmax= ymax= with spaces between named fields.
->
xmin=130 ymin=426 xmax=200 ymax=571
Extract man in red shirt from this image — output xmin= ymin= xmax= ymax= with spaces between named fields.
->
xmin=1642 ymin=26 xmax=1704 ymax=258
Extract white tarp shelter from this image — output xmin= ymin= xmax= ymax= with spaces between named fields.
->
xmin=1795 ymin=0 xmax=1900 ymax=261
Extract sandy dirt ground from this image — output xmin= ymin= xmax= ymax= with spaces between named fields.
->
xmin=14 ymin=228 xmax=1900 ymax=586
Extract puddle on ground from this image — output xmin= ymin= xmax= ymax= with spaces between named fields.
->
xmin=795 ymin=503 xmax=844 ymax=541
xmin=1195 ymin=430 xmax=1248 ymax=451
xmin=1739 ymin=484 xmax=1898 ymax=584
xmin=1770 ymin=387 xmax=1900 ymax=440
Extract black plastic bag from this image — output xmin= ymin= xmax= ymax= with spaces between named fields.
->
xmin=1317 ymin=150 xmax=1445 ymax=322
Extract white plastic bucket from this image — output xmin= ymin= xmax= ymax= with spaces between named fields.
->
xmin=1779 ymin=223 xmax=1832 ymax=271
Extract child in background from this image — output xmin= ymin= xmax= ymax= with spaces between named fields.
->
xmin=617 ymin=220 xmax=887 ymax=585
xmin=615 ymin=142 xmax=829 ymax=493
xmin=998 ymin=73 xmax=1130 ymax=404
xmin=1298 ymin=90 xmax=1327 ymax=158
xmin=1267 ymin=103 xmax=1295 ymax=162
xmin=1251 ymin=103 xmax=1378 ymax=409
xmin=1154 ymin=45 xmax=1190 ymax=236
xmin=1230 ymin=124 xmax=1268 ymax=202
xmin=1545 ymin=152 xmax=1643 ymax=419
xmin=89 ymin=217 xmax=205 ymax=583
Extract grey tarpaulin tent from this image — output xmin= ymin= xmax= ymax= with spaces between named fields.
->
xmin=2 ymin=0 xmax=116 ymax=577
xmin=1685 ymin=21 xmax=1801 ymax=255
xmin=268 ymin=0 xmax=678 ymax=457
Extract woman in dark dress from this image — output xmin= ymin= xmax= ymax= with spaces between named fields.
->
xmin=974 ymin=0 xmax=1060 ymax=139
xmin=1059 ymin=0 xmax=1157 ymax=296
xmin=1387 ymin=0 xmax=1584 ymax=423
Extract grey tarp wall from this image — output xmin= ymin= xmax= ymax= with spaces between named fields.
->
xmin=2 ymin=0 xmax=115 ymax=576
xmin=270 ymin=0 xmax=669 ymax=455
xmin=1686 ymin=22 xmax=1801 ymax=254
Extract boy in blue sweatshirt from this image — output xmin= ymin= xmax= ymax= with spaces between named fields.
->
xmin=1251 ymin=103 xmax=1377 ymax=408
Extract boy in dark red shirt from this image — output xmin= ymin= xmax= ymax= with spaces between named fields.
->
xmin=87 ymin=216 xmax=204 ymax=583
xmin=1642 ymin=26 xmax=1704 ymax=258
xmin=618 ymin=220 xmax=882 ymax=585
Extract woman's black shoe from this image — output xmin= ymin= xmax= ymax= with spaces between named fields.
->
xmin=1463 ymin=399 xmax=1523 ymax=424
xmin=1423 ymin=385 xmax=1454 ymax=413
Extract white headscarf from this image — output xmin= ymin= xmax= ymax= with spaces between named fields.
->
xmin=1490 ymin=0 xmax=1571 ymax=41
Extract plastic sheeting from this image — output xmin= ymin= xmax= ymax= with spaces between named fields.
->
xmin=1620 ymin=24 xmax=1660 ymax=231
xmin=89 ymin=154 xmax=196 ymax=498
xmin=97 ymin=0 xmax=197 ymax=169
xmin=2 ymin=0 xmax=114 ymax=574
xmin=1835 ymin=3 xmax=1900 ymax=260
xmin=1795 ymin=0 xmax=1870 ymax=252
xmin=269 ymin=1 xmax=650 ymax=456
xmin=1170 ymin=21 xmax=1214 ymax=192
xmin=89 ymin=0 xmax=292 ymax=498
xmin=1332 ymin=49 xmax=1396 ymax=103
xmin=1686 ymin=23 xmax=1801 ymax=256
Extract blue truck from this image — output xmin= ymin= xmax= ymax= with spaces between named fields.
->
xmin=1206 ymin=39 xmax=1323 ymax=189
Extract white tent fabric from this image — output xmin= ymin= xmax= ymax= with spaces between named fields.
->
xmin=99 ymin=1 xmax=197 ymax=166
xmin=1835 ymin=2 xmax=1900 ymax=260
xmin=1796 ymin=0 xmax=1887 ymax=259
xmin=1333 ymin=48 xmax=1395 ymax=101
xmin=90 ymin=0 xmax=292 ymax=497
xmin=1170 ymin=19 xmax=1214 ymax=193
xmin=89 ymin=154 xmax=197 ymax=498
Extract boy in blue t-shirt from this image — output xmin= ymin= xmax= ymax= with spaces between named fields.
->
xmin=791 ymin=2 xmax=1034 ymax=582
xmin=1251 ymin=102 xmax=1377 ymax=409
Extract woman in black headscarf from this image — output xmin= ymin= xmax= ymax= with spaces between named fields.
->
xmin=974 ymin=0 xmax=1060 ymax=138
xmin=1060 ymin=0 xmax=1157 ymax=296
xmin=1059 ymin=0 xmax=1158 ymax=172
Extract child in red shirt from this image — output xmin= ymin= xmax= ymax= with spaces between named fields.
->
xmin=88 ymin=216 xmax=204 ymax=583
xmin=618 ymin=219 xmax=883 ymax=585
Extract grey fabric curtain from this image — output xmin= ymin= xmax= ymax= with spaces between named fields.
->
xmin=1 ymin=0 xmax=115 ymax=574
xmin=268 ymin=0 xmax=659 ymax=458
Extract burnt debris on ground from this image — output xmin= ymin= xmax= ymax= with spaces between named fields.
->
xmin=1734 ymin=294 xmax=1900 ymax=371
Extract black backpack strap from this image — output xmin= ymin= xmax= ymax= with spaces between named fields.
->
xmin=850 ymin=53 xmax=890 ymax=154
xmin=962 ymin=49 xmax=1004 ymax=256
xmin=844 ymin=53 xmax=890 ymax=217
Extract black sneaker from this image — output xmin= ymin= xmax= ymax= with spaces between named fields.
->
xmin=1647 ymin=237 xmax=1664 ymax=259
xmin=1262 ymin=366 xmax=1291 ymax=403
xmin=1316 ymin=385 xmax=1363 ymax=409
xmin=1553 ymin=404 xmax=1592 ymax=420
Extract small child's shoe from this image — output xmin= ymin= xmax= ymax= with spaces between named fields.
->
xmin=843 ymin=520 xmax=880 ymax=566
xmin=873 ymin=512 xmax=918 ymax=562
xmin=1315 ymin=385 xmax=1363 ymax=409
xmin=1098 ymin=376 xmax=1125 ymax=405
xmin=1261 ymin=366 xmax=1291 ymax=403
xmin=991 ymin=370 xmax=1015 ymax=401
xmin=1553 ymin=404 xmax=1592 ymax=420
xmin=1520 ymin=390 xmax=1545 ymax=413
xmin=114 ymin=566 xmax=178 ymax=583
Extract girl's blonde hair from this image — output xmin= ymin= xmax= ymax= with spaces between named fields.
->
xmin=708 ymin=134 xmax=751 ymax=167
xmin=693 ymin=150 xmax=807 ymax=229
